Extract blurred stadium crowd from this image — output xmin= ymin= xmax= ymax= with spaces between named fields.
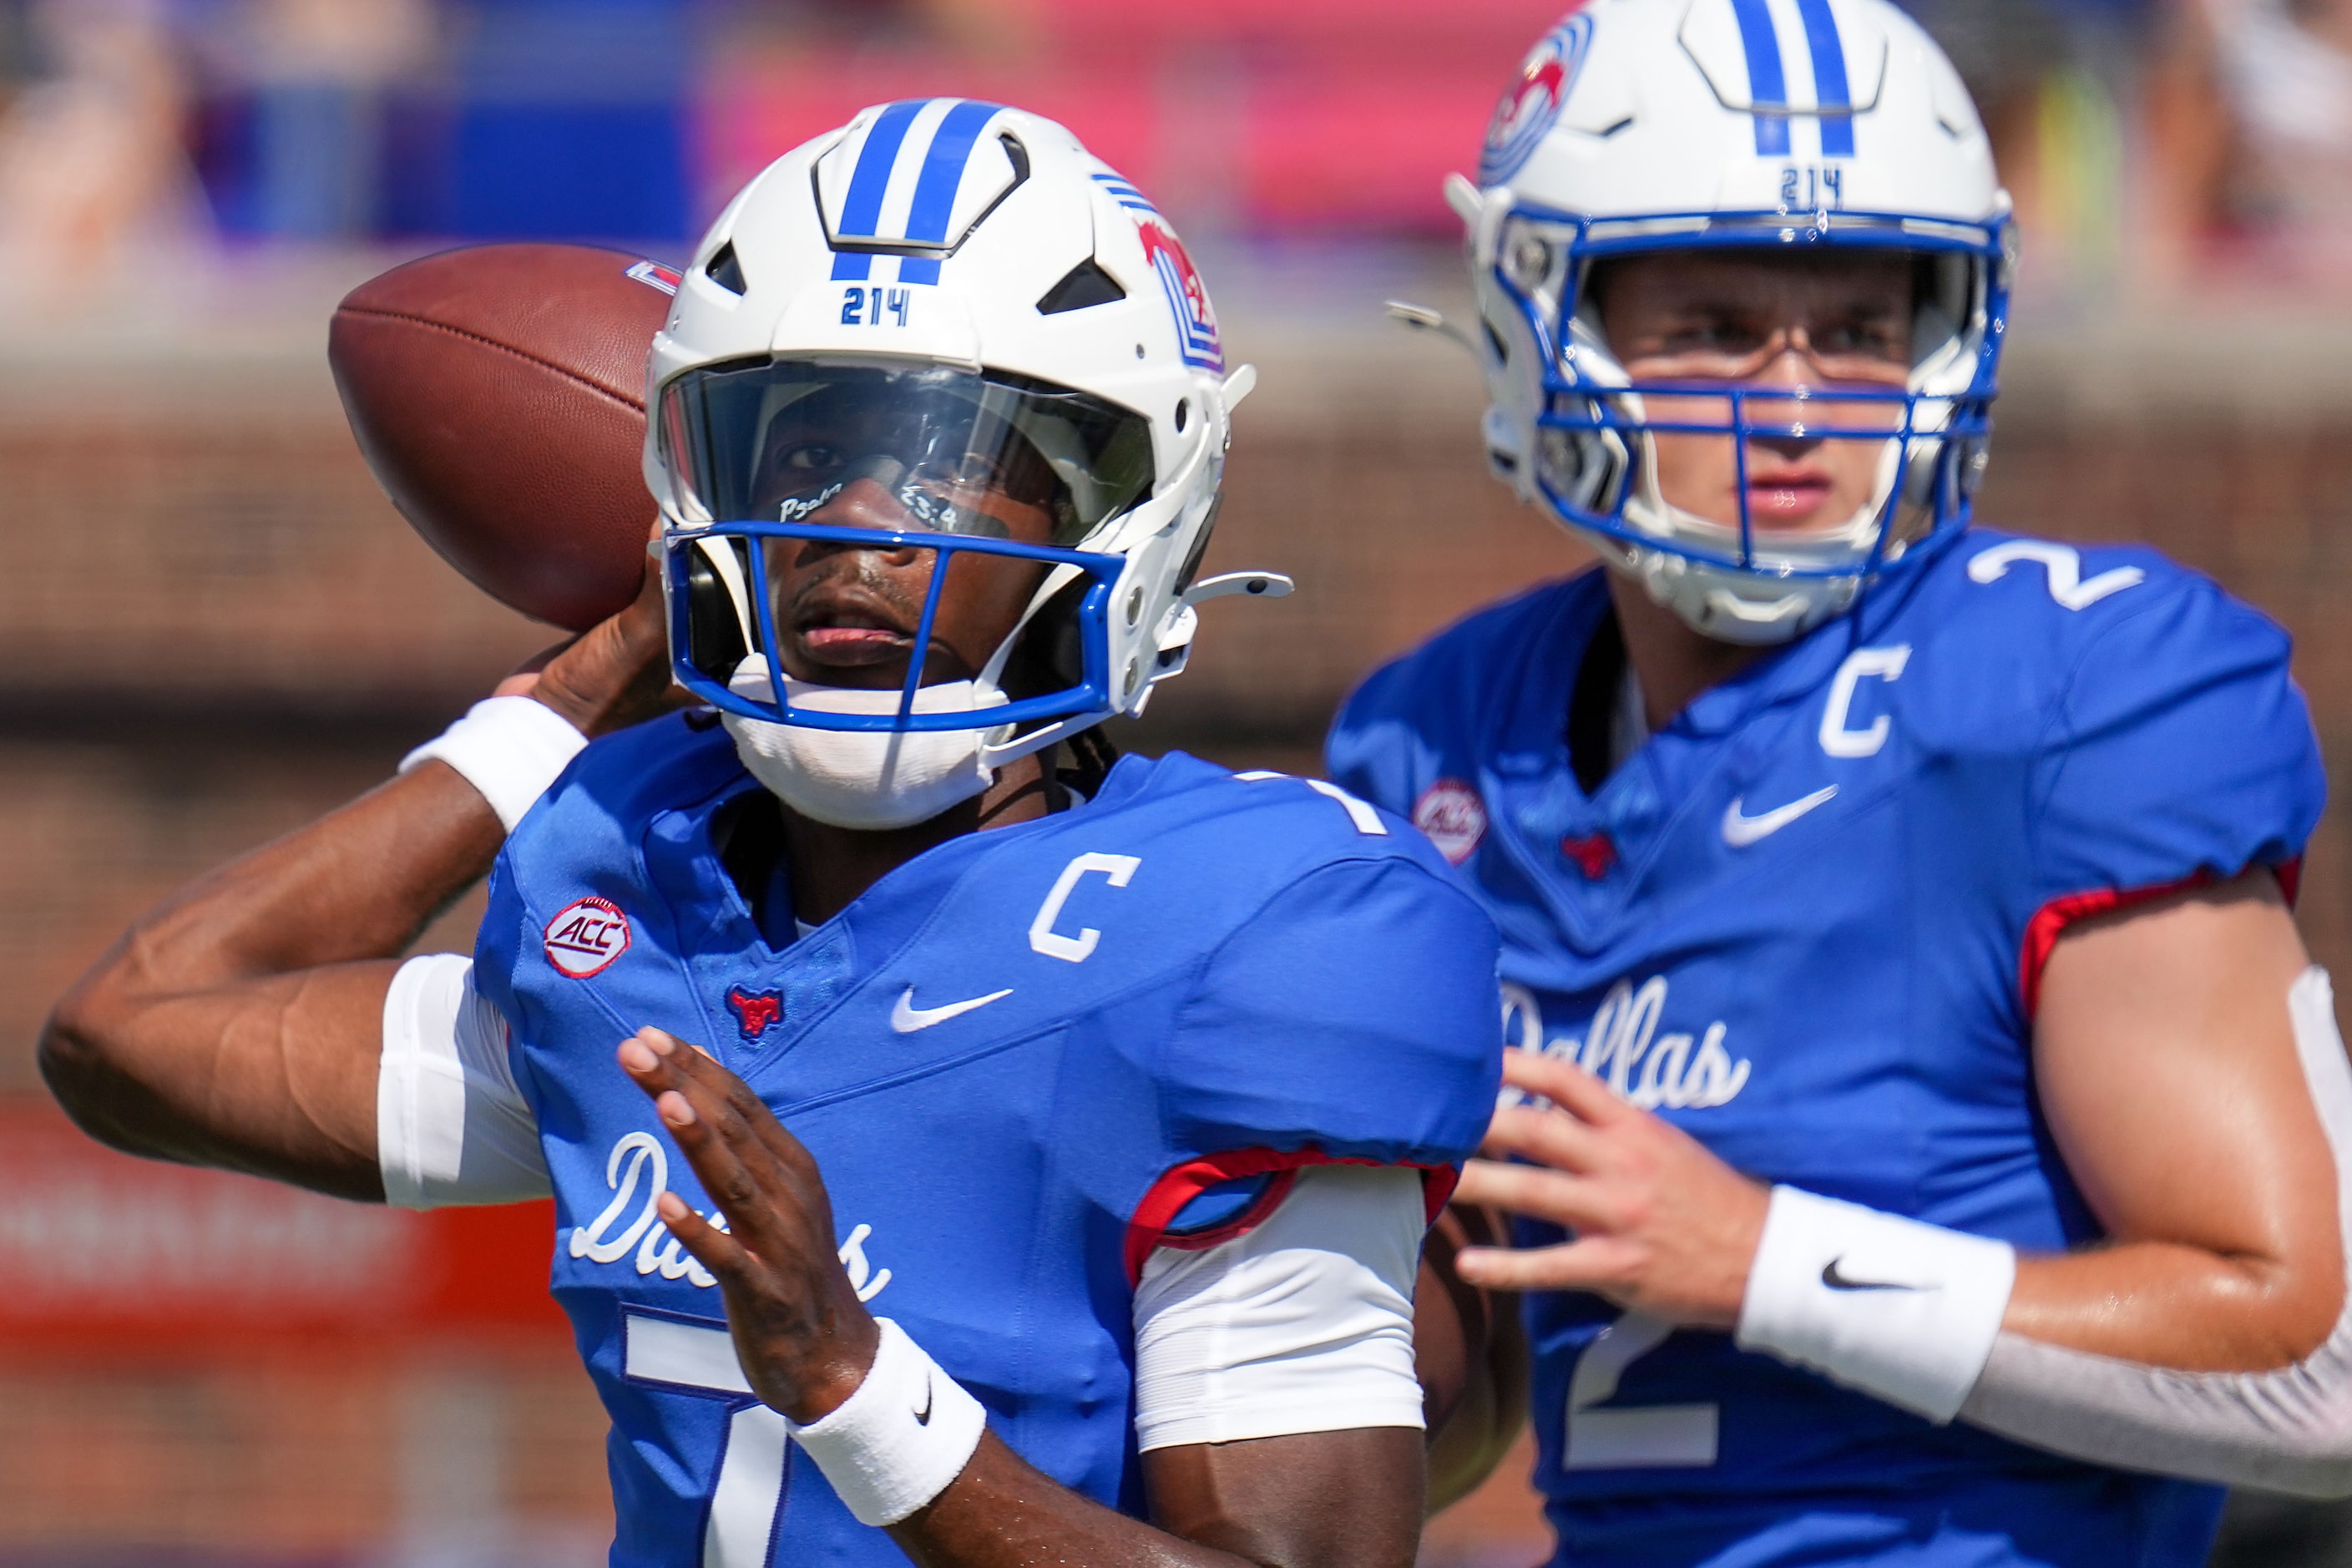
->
xmin=0 ymin=0 xmax=2344 ymax=292
xmin=0 ymin=1 xmax=2348 ymax=1565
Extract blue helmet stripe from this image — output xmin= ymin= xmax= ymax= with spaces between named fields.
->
xmin=903 ymin=99 xmax=1005 ymax=246
xmin=1794 ymin=0 xmax=1857 ymax=156
xmin=837 ymin=99 xmax=926 ymax=241
xmin=1090 ymin=173 xmax=1157 ymax=214
xmin=1727 ymin=0 xmax=1792 ymax=156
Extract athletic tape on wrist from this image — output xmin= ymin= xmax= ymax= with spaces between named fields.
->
xmin=787 ymin=1318 xmax=987 ymax=1527
xmin=1735 ymin=1184 xmax=2016 ymax=1423
xmin=398 ymin=696 xmax=587 ymax=833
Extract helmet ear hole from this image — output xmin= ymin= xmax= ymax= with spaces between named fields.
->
xmin=1910 ymin=252 xmax=1970 ymax=372
xmin=1174 ymin=495 xmax=1223 ymax=594
xmin=682 ymin=536 xmax=758 ymax=684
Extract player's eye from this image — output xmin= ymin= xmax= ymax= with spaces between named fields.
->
xmin=781 ymin=443 xmax=843 ymax=473
xmin=1665 ymin=315 xmax=1763 ymax=354
xmin=1817 ymin=320 xmax=1904 ymax=356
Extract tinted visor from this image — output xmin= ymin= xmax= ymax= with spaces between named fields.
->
xmin=660 ymin=360 xmax=1156 ymax=547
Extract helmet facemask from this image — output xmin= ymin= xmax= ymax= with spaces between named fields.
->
xmin=658 ymin=357 xmax=1154 ymax=745
xmin=1487 ymin=205 xmax=2008 ymax=645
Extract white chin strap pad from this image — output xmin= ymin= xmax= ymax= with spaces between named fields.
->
xmin=721 ymin=662 xmax=1009 ymax=832
xmin=1958 ymin=966 xmax=2352 ymax=1498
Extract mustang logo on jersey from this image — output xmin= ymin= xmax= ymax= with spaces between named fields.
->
xmin=569 ymin=1130 xmax=893 ymax=1301
xmin=1503 ymin=976 xmax=1752 ymax=1110
xmin=725 ymin=987 xmax=784 ymax=1041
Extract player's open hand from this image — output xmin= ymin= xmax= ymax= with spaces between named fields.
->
xmin=1450 ymin=1050 xmax=1771 ymax=1329
xmin=619 ymin=1026 xmax=882 ymax=1423
xmin=496 ymin=529 xmax=689 ymax=739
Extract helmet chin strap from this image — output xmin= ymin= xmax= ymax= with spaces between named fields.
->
xmin=1610 ymin=423 xmax=1896 ymax=645
xmin=721 ymin=662 xmax=1014 ymax=832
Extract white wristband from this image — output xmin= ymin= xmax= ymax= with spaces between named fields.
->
xmin=787 ymin=1318 xmax=988 ymax=1527
xmin=1735 ymin=1184 xmax=2017 ymax=1423
xmin=399 ymin=695 xmax=587 ymax=833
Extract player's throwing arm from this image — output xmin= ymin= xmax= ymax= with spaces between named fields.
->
xmin=44 ymin=102 xmax=1516 ymax=1568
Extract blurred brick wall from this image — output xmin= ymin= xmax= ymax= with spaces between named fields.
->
xmin=2 ymin=309 xmax=2349 ymax=1560
xmin=0 ymin=1354 xmax=609 ymax=1561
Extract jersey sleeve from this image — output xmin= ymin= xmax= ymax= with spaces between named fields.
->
xmin=377 ymin=953 xmax=549 ymax=1209
xmin=1131 ymin=1165 xmax=1425 ymax=1450
xmin=2028 ymin=577 xmax=2322 ymax=893
xmin=2017 ymin=575 xmax=2325 ymax=1005
xmin=1131 ymin=856 xmax=1502 ymax=1266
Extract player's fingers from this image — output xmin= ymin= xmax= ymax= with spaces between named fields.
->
xmin=653 ymin=1029 xmax=818 ymax=1178
xmin=664 ymin=1035 xmax=817 ymax=1171
xmin=1479 ymin=1102 xmax=1606 ymax=1173
xmin=654 ymin=1034 xmax=790 ymax=1185
xmin=1500 ymin=1050 xmax=1626 ymax=1125
xmin=655 ymin=1191 xmax=757 ymax=1287
xmin=1452 ymin=1235 xmax=1641 ymax=1294
xmin=1451 ymin=1157 xmax=1623 ymax=1233
xmin=494 ymin=635 xmax=584 ymax=697
xmin=621 ymin=1034 xmax=797 ymax=1242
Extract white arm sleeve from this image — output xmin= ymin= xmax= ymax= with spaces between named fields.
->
xmin=1960 ymin=966 xmax=2352 ymax=1498
xmin=377 ymin=953 xmax=550 ymax=1209
xmin=1130 ymin=1164 xmax=1427 ymax=1452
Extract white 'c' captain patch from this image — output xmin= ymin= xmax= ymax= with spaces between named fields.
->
xmin=1414 ymin=779 xmax=1489 ymax=865
xmin=544 ymin=896 xmax=631 ymax=979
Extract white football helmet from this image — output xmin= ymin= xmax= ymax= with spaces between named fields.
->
xmin=1460 ymin=0 xmax=2015 ymax=643
xmin=644 ymin=99 xmax=1282 ymax=825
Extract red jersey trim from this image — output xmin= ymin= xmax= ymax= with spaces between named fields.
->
xmin=1123 ymin=1148 xmax=1459 ymax=1286
xmin=2018 ymin=857 xmax=2301 ymax=1022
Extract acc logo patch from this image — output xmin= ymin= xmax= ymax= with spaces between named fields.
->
xmin=1479 ymin=11 xmax=1596 ymax=186
xmin=1414 ymin=779 xmax=1489 ymax=866
xmin=544 ymin=896 xmax=631 ymax=979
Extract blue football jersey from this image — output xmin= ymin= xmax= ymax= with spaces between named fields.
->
xmin=1327 ymin=526 xmax=2326 ymax=1568
xmin=473 ymin=725 xmax=1502 ymax=1568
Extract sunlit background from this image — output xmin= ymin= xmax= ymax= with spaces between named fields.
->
xmin=0 ymin=0 xmax=2348 ymax=1562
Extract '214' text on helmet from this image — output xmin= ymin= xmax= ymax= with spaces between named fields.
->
xmin=1461 ymin=0 xmax=2015 ymax=644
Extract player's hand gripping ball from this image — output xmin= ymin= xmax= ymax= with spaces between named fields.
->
xmin=329 ymin=244 xmax=678 ymax=631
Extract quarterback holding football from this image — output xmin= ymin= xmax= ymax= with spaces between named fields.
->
xmin=43 ymin=108 xmax=1505 ymax=1567
xmin=1328 ymin=0 xmax=2352 ymax=1563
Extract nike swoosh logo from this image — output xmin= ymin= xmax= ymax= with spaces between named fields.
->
xmin=1722 ymin=785 xmax=1838 ymax=847
xmin=1821 ymin=1258 xmax=1929 ymax=1292
xmin=890 ymin=986 xmax=1013 ymax=1034
xmin=913 ymin=1373 xmax=933 ymax=1427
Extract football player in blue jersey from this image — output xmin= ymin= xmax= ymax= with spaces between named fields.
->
xmin=1327 ymin=1 xmax=2352 ymax=1564
xmin=41 ymin=105 xmax=1506 ymax=1568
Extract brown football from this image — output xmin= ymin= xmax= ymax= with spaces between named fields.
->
xmin=330 ymin=243 xmax=680 ymax=632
